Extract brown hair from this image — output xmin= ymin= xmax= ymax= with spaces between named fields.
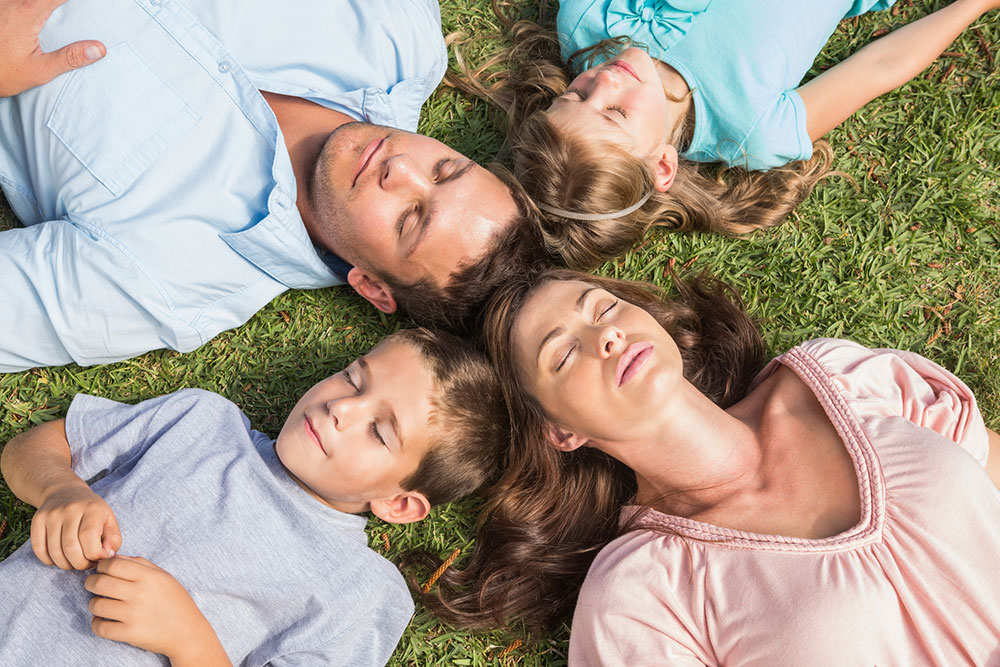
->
xmin=381 ymin=164 xmax=551 ymax=335
xmin=390 ymin=328 xmax=509 ymax=506
xmin=408 ymin=268 xmax=766 ymax=629
xmin=448 ymin=2 xmax=833 ymax=271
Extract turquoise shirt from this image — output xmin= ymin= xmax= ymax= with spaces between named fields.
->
xmin=0 ymin=0 xmax=445 ymax=371
xmin=557 ymin=0 xmax=896 ymax=170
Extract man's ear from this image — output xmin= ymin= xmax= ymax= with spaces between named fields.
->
xmin=651 ymin=144 xmax=679 ymax=193
xmin=370 ymin=490 xmax=431 ymax=525
xmin=347 ymin=267 xmax=397 ymax=314
xmin=545 ymin=423 xmax=588 ymax=452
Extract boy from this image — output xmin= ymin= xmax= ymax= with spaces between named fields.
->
xmin=0 ymin=329 xmax=507 ymax=665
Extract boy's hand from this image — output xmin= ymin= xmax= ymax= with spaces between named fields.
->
xmin=0 ymin=0 xmax=106 ymax=97
xmin=31 ymin=483 xmax=121 ymax=570
xmin=86 ymin=556 xmax=228 ymax=664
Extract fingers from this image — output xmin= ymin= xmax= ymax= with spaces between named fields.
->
xmin=88 ymin=594 xmax=129 ymax=622
xmin=102 ymin=513 xmax=123 ymax=559
xmin=84 ymin=571 xmax=130 ymax=601
xmin=36 ymin=40 xmax=105 ymax=85
xmin=29 ymin=513 xmax=54 ymax=567
xmin=91 ymin=616 xmax=129 ymax=643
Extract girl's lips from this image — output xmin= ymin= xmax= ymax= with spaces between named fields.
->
xmin=352 ymin=137 xmax=385 ymax=187
xmin=617 ymin=343 xmax=653 ymax=386
xmin=304 ymin=415 xmax=326 ymax=455
xmin=608 ymin=59 xmax=641 ymax=82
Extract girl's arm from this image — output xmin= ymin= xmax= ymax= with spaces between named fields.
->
xmin=797 ymin=0 xmax=998 ymax=141
xmin=1 ymin=419 xmax=121 ymax=569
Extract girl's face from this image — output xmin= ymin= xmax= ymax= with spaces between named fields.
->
xmin=546 ymin=47 xmax=672 ymax=164
xmin=511 ymin=279 xmax=684 ymax=447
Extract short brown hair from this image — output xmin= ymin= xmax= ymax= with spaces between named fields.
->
xmin=389 ymin=328 xmax=509 ymax=506
xmin=380 ymin=164 xmax=549 ymax=335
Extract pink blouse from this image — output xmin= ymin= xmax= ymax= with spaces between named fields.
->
xmin=569 ymin=339 xmax=1000 ymax=666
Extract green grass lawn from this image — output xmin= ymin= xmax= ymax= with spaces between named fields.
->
xmin=2 ymin=1 xmax=999 ymax=664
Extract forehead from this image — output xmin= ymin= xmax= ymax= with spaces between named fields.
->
xmin=363 ymin=339 xmax=436 ymax=448
xmin=410 ymin=164 xmax=518 ymax=286
xmin=546 ymin=103 xmax=629 ymax=147
xmin=513 ymin=280 xmax=596 ymax=363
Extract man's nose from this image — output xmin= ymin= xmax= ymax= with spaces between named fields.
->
xmin=381 ymin=154 xmax=430 ymax=192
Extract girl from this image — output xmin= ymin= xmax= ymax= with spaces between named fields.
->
xmin=456 ymin=0 xmax=999 ymax=269
xmin=417 ymin=268 xmax=1000 ymax=663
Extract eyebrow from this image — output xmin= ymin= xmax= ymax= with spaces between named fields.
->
xmin=534 ymin=286 xmax=599 ymax=367
xmin=405 ymin=161 xmax=477 ymax=259
xmin=357 ymin=357 xmax=403 ymax=450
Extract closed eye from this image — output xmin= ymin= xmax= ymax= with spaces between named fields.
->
xmin=343 ymin=369 xmax=360 ymax=392
xmin=556 ymin=342 xmax=576 ymax=372
xmin=597 ymin=300 xmax=619 ymax=321
xmin=396 ymin=204 xmax=419 ymax=237
xmin=607 ymin=105 xmax=627 ymax=118
xmin=370 ymin=421 xmax=387 ymax=447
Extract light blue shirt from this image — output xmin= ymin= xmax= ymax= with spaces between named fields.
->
xmin=0 ymin=0 xmax=446 ymax=371
xmin=557 ymin=0 xmax=895 ymax=170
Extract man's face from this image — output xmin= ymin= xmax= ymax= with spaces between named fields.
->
xmin=310 ymin=123 xmax=519 ymax=311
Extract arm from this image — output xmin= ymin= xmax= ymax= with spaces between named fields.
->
xmin=1 ymin=419 xmax=121 ymax=569
xmin=797 ymin=0 xmax=999 ymax=141
xmin=0 ymin=0 xmax=105 ymax=96
xmin=987 ymin=428 xmax=1000 ymax=491
xmin=85 ymin=556 xmax=231 ymax=667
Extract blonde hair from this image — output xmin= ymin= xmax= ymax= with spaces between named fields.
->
xmin=449 ymin=1 xmax=834 ymax=271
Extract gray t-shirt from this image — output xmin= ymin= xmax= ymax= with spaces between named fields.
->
xmin=0 ymin=389 xmax=413 ymax=666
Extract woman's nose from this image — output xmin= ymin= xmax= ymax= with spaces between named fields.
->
xmin=596 ymin=325 xmax=625 ymax=357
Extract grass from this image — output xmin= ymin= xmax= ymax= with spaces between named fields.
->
xmin=2 ymin=0 xmax=999 ymax=664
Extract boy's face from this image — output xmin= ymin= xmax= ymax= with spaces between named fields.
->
xmin=275 ymin=339 xmax=435 ymax=514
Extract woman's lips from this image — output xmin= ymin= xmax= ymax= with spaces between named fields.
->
xmin=608 ymin=59 xmax=641 ymax=82
xmin=617 ymin=343 xmax=653 ymax=386
xmin=304 ymin=415 xmax=326 ymax=455
xmin=352 ymin=137 xmax=385 ymax=187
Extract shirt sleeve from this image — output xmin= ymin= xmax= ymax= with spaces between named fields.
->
xmin=797 ymin=339 xmax=989 ymax=467
xmin=717 ymin=90 xmax=813 ymax=171
xmin=64 ymin=389 xmax=222 ymax=484
xmin=568 ymin=533 xmax=711 ymax=666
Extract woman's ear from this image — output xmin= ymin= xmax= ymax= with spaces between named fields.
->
xmin=370 ymin=491 xmax=431 ymax=525
xmin=651 ymin=144 xmax=679 ymax=192
xmin=545 ymin=423 xmax=588 ymax=452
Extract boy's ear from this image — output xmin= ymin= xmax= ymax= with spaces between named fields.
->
xmin=370 ymin=490 xmax=431 ymax=525
xmin=347 ymin=267 xmax=398 ymax=314
xmin=651 ymin=144 xmax=679 ymax=193
xmin=545 ymin=423 xmax=588 ymax=452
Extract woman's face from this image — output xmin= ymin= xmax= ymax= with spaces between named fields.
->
xmin=511 ymin=279 xmax=684 ymax=446
xmin=546 ymin=47 xmax=672 ymax=163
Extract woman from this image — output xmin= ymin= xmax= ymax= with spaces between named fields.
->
xmin=418 ymin=268 xmax=1000 ymax=664
xmin=454 ymin=0 xmax=999 ymax=269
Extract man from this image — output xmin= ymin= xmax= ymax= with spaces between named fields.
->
xmin=0 ymin=0 xmax=538 ymax=372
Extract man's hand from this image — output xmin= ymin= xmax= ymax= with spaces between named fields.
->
xmin=30 ymin=482 xmax=122 ymax=570
xmin=0 ymin=0 xmax=106 ymax=97
xmin=85 ymin=557 xmax=231 ymax=665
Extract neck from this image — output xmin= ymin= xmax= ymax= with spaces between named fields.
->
xmin=599 ymin=378 xmax=766 ymax=517
xmin=654 ymin=60 xmax=693 ymax=144
xmin=262 ymin=91 xmax=352 ymax=242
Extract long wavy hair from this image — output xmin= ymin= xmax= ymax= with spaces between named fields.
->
xmin=448 ymin=1 xmax=834 ymax=271
xmin=406 ymin=268 xmax=767 ymax=630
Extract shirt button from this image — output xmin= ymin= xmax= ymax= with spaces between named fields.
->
xmin=641 ymin=6 xmax=654 ymax=22
xmin=217 ymin=61 xmax=231 ymax=74
xmin=150 ymin=0 xmax=161 ymax=5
